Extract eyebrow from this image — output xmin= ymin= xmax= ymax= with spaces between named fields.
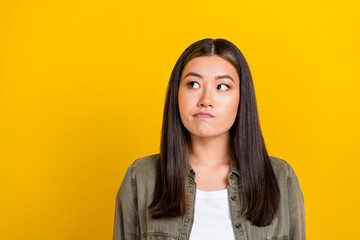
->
xmin=184 ymin=72 xmax=235 ymax=83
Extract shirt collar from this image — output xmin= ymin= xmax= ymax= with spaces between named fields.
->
xmin=187 ymin=154 xmax=241 ymax=177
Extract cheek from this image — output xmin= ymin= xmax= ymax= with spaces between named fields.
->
xmin=178 ymin=86 xmax=192 ymax=104
xmin=224 ymin=95 xmax=240 ymax=116
xmin=179 ymin=97 xmax=191 ymax=116
xmin=178 ymin=90 xmax=190 ymax=116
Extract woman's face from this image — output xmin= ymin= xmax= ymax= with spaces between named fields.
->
xmin=178 ymin=55 xmax=240 ymax=138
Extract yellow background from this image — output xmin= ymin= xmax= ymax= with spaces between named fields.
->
xmin=1 ymin=0 xmax=359 ymax=239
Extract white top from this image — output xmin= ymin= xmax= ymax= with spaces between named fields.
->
xmin=189 ymin=188 xmax=236 ymax=240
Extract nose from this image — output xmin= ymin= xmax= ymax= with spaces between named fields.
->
xmin=198 ymin=85 xmax=213 ymax=108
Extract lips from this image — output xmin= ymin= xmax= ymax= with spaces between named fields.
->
xmin=193 ymin=112 xmax=214 ymax=118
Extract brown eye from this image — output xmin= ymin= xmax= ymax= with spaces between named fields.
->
xmin=217 ymin=84 xmax=230 ymax=91
xmin=187 ymin=81 xmax=200 ymax=88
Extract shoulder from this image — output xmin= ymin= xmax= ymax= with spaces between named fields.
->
xmin=123 ymin=153 xmax=160 ymax=191
xmin=268 ymin=155 xmax=299 ymax=182
xmin=131 ymin=153 xmax=160 ymax=174
xmin=121 ymin=153 xmax=159 ymax=181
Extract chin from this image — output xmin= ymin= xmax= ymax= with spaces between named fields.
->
xmin=190 ymin=131 xmax=219 ymax=138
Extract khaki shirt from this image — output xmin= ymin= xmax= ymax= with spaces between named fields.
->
xmin=113 ymin=154 xmax=305 ymax=240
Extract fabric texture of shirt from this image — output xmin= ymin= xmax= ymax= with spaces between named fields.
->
xmin=189 ymin=188 xmax=236 ymax=240
xmin=112 ymin=153 xmax=305 ymax=240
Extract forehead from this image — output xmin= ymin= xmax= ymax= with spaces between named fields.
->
xmin=181 ymin=55 xmax=239 ymax=82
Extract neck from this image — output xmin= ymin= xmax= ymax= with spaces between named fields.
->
xmin=188 ymin=131 xmax=232 ymax=167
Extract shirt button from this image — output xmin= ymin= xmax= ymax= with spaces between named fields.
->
xmin=230 ymin=174 xmax=234 ymax=179
xmin=231 ymin=195 xmax=236 ymax=201
xmin=235 ymin=223 xmax=241 ymax=228
xmin=185 ymin=217 xmax=189 ymax=222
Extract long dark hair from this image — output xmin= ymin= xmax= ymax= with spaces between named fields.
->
xmin=148 ymin=38 xmax=280 ymax=227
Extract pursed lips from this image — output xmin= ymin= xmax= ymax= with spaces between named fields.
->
xmin=193 ymin=113 xmax=214 ymax=118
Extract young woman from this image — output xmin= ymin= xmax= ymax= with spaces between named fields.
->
xmin=113 ymin=38 xmax=305 ymax=240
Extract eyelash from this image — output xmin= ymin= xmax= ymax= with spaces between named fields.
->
xmin=186 ymin=81 xmax=231 ymax=90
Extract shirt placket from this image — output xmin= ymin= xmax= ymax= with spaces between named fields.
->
xmin=179 ymin=170 xmax=197 ymax=240
xmin=227 ymin=172 xmax=248 ymax=240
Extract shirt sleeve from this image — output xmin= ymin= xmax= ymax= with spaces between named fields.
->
xmin=287 ymin=164 xmax=306 ymax=240
xmin=113 ymin=162 xmax=138 ymax=240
